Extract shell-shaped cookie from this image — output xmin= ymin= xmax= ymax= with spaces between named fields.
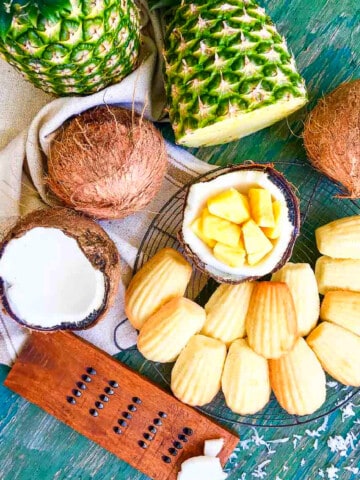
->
xmin=272 ymin=263 xmax=320 ymax=336
xmin=307 ymin=322 xmax=360 ymax=386
xmin=125 ymin=248 xmax=192 ymax=329
xmin=137 ymin=297 xmax=206 ymax=363
xmin=203 ymin=282 xmax=255 ymax=345
xmin=245 ymin=282 xmax=298 ymax=359
xmin=222 ymin=339 xmax=270 ymax=414
xmin=269 ymin=337 xmax=326 ymax=415
xmin=171 ymin=335 xmax=227 ymax=406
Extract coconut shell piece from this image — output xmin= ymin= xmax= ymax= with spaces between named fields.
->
xmin=179 ymin=164 xmax=300 ymax=284
xmin=0 ymin=208 xmax=120 ymax=332
xmin=303 ymin=79 xmax=360 ymax=198
xmin=47 ymin=106 xmax=168 ymax=219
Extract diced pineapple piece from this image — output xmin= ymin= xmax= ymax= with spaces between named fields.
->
xmin=249 ymin=188 xmax=275 ymax=228
xmin=202 ymin=208 xmax=241 ymax=247
xmin=247 ymin=249 xmax=270 ymax=265
xmin=207 ymin=188 xmax=250 ymax=224
xmin=213 ymin=242 xmax=246 ymax=268
xmin=242 ymin=219 xmax=273 ymax=255
xmin=262 ymin=201 xmax=285 ymax=239
xmin=191 ymin=217 xmax=216 ymax=248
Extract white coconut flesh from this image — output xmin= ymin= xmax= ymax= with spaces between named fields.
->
xmin=182 ymin=170 xmax=294 ymax=281
xmin=0 ymin=227 xmax=106 ymax=329
xmin=177 ymin=456 xmax=227 ymax=480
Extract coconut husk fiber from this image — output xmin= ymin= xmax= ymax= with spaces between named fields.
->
xmin=47 ymin=106 xmax=168 ymax=219
xmin=303 ymin=79 xmax=360 ymax=198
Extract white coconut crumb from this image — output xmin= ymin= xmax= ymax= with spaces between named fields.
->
xmin=239 ymin=439 xmax=253 ymax=450
xmin=275 ymin=476 xmax=282 ymax=480
xmin=252 ymin=460 xmax=271 ymax=478
xmin=306 ymin=417 xmax=328 ymax=438
xmin=301 ymin=458 xmax=306 ymax=466
xmin=341 ymin=403 xmax=356 ymax=421
xmin=354 ymin=419 xmax=360 ymax=425
xmin=318 ymin=469 xmax=325 ymax=477
xmin=283 ymin=465 xmax=289 ymax=471
xmin=326 ymin=381 xmax=338 ymax=388
xmin=313 ymin=439 xmax=319 ymax=450
xmin=240 ymin=474 xmax=247 ymax=480
xmin=326 ymin=465 xmax=339 ymax=479
xmin=344 ymin=466 xmax=359 ymax=474
xmin=327 ymin=432 xmax=356 ymax=457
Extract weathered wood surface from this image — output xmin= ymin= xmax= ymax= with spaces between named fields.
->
xmin=0 ymin=0 xmax=360 ymax=479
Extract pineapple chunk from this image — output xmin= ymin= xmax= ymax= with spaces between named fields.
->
xmin=262 ymin=201 xmax=284 ymax=239
xmin=249 ymin=188 xmax=275 ymax=228
xmin=191 ymin=217 xmax=216 ymax=248
xmin=207 ymin=188 xmax=250 ymax=224
xmin=247 ymin=249 xmax=270 ymax=265
xmin=202 ymin=208 xmax=241 ymax=247
xmin=242 ymin=219 xmax=273 ymax=255
xmin=213 ymin=242 xmax=246 ymax=268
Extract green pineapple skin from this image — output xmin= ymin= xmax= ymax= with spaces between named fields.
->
xmin=164 ymin=0 xmax=308 ymax=147
xmin=0 ymin=0 xmax=141 ymax=96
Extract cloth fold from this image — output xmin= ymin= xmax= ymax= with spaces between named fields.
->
xmin=0 ymin=2 xmax=215 ymax=366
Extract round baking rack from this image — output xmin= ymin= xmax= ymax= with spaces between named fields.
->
xmin=134 ymin=161 xmax=360 ymax=427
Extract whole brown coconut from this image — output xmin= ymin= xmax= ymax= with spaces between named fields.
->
xmin=47 ymin=107 xmax=168 ymax=219
xmin=0 ymin=208 xmax=120 ymax=331
xmin=303 ymin=79 xmax=360 ymax=198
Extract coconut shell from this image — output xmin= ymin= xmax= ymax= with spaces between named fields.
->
xmin=47 ymin=106 xmax=168 ymax=219
xmin=179 ymin=164 xmax=300 ymax=284
xmin=303 ymin=79 xmax=360 ymax=198
xmin=0 ymin=208 xmax=121 ymax=332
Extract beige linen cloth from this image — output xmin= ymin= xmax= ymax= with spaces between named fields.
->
xmin=0 ymin=3 xmax=214 ymax=366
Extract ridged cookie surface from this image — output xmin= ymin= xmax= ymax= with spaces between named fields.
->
xmin=307 ymin=322 xmax=360 ymax=386
xmin=269 ymin=337 xmax=326 ymax=415
xmin=246 ymin=282 xmax=298 ymax=359
xmin=125 ymin=248 xmax=192 ymax=329
xmin=222 ymin=339 xmax=270 ymax=415
xmin=171 ymin=335 xmax=226 ymax=406
xmin=138 ymin=297 xmax=206 ymax=363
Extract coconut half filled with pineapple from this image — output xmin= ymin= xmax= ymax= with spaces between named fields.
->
xmin=0 ymin=208 xmax=120 ymax=331
xmin=180 ymin=165 xmax=300 ymax=283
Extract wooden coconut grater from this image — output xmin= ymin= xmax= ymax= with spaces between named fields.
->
xmin=4 ymin=331 xmax=239 ymax=480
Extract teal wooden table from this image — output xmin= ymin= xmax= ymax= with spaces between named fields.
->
xmin=1 ymin=0 xmax=360 ymax=478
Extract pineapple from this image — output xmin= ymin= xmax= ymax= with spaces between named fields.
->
xmin=213 ymin=241 xmax=246 ymax=267
xmin=207 ymin=188 xmax=250 ymax=224
xmin=242 ymin=219 xmax=273 ymax=258
xmin=249 ymin=188 xmax=275 ymax=227
xmin=202 ymin=208 xmax=242 ymax=247
xmin=155 ymin=0 xmax=307 ymax=147
xmin=262 ymin=200 xmax=284 ymax=239
xmin=0 ymin=0 xmax=140 ymax=96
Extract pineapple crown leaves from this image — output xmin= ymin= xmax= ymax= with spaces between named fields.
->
xmin=0 ymin=0 xmax=72 ymax=40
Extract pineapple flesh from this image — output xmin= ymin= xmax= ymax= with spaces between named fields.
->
xmin=0 ymin=0 xmax=140 ymax=95
xmin=163 ymin=0 xmax=307 ymax=147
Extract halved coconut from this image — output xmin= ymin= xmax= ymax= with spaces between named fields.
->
xmin=0 ymin=208 xmax=120 ymax=331
xmin=179 ymin=164 xmax=300 ymax=283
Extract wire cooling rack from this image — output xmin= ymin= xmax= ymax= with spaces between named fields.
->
xmin=133 ymin=161 xmax=360 ymax=427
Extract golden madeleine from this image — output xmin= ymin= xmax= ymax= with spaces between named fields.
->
xmin=202 ymin=281 xmax=255 ymax=345
xmin=171 ymin=335 xmax=227 ymax=406
xmin=125 ymin=248 xmax=192 ymax=329
xmin=137 ymin=297 xmax=206 ymax=363
xmin=320 ymin=290 xmax=360 ymax=336
xmin=222 ymin=339 xmax=270 ymax=415
xmin=269 ymin=337 xmax=326 ymax=415
xmin=307 ymin=321 xmax=360 ymax=386
xmin=315 ymin=256 xmax=360 ymax=295
xmin=272 ymin=263 xmax=320 ymax=336
xmin=246 ymin=282 xmax=298 ymax=359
